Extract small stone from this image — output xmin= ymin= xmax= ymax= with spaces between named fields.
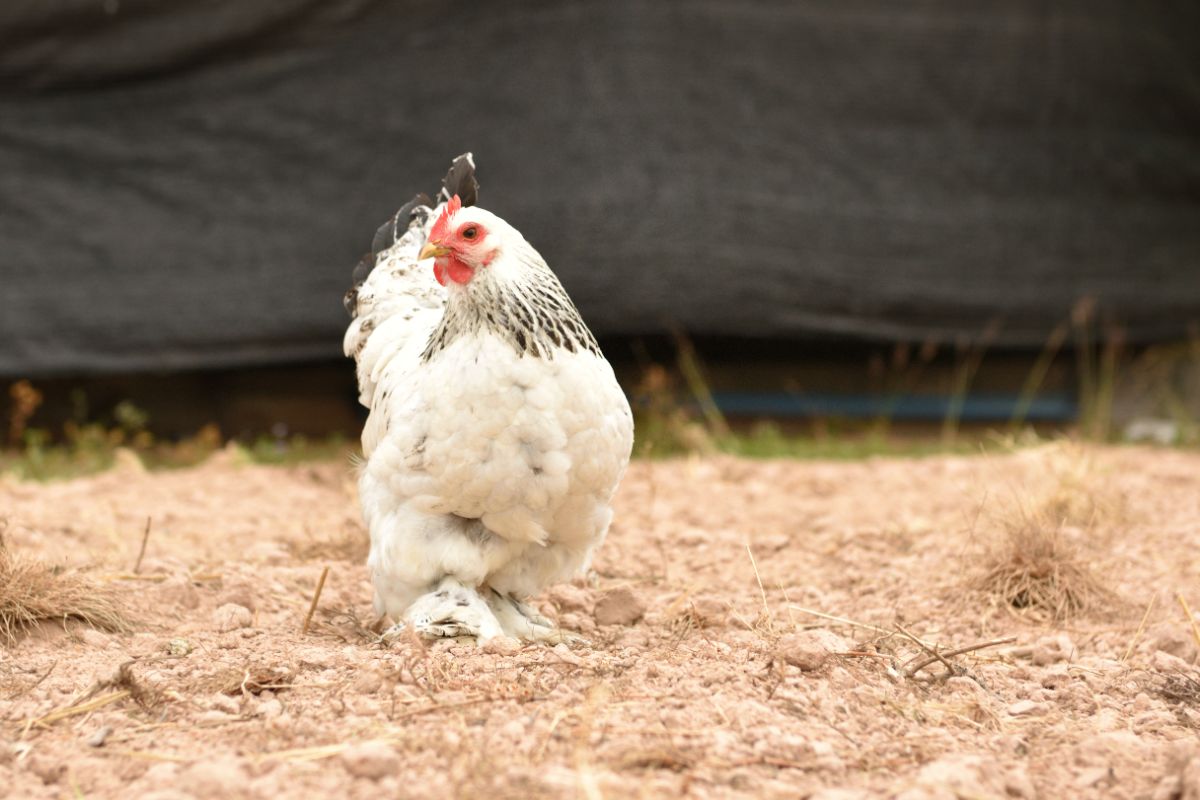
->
xmin=482 ymin=636 xmax=521 ymax=656
xmin=213 ymin=603 xmax=252 ymax=632
xmin=1147 ymin=623 xmax=1199 ymax=664
xmin=157 ymin=576 xmax=200 ymax=610
xmin=1006 ymin=700 xmax=1046 ymax=717
xmin=593 ymin=587 xmax=645 ymax=626
xmin=166 ymin=638 xmax=192 ymax=656
xmin=86 ymin=725 xmax=113 ymax=748
xmin=78 ymin=628 xmax=112 ymax=648
xmin=339 ymin=741 xmax=399 ymax=780
xmin=1032 ymin=633 xmax=1076 ymax=665
xmin=351 ymin=672 xmax=383 ymax=694
xmin=1152 ymin=650 xmax=1194 ymax=674
xmin=774 ymin=629 xmax=852 ymax=671
xmin=551 ymin=643 xmax=585 ymax=666
xmin=548 ymin=583 xmax=593 ymax=613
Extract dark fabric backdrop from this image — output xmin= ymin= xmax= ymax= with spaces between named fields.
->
xmin=2 ymin=0 xmax=1198 ymax=376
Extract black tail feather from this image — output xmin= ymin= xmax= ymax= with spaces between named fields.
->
xmin=371 ymin=192 xmax=434 ymax=255
xmin=346 ymin=154 xmax=480 ymax=319
xmin=438 ymin=152 xmax=478 ymax=207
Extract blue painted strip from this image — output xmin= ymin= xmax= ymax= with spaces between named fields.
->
xmin=702 ymin=392 xmax=1077 ymax=422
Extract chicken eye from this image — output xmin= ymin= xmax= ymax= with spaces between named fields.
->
xmin=462 ymin=226 xmax=479 ymax=240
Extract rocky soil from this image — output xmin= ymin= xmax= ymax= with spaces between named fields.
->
xmin=1 ymin=443 xmax=1199 ymax=799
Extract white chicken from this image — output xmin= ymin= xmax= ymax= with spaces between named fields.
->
xmin=343 ymin=154 xmax=633 ymax=643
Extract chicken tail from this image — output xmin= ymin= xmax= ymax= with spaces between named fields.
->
xmin=344 ymin=153 xmax=479 ymax=318
xmin=437 ymin=152 xmax=478 ymax=208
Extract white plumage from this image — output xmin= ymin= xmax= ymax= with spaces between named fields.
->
xmin=343 ymin=155 xmax=633 ymax=642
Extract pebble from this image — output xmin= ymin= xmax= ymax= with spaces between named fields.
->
xmin=774 ymin=629 xmax=852 ymax=671
xmin=350 ymin=671 xmax=383 ymax=694
xmin=1031 ymin=633 xmax=1076 ymax=665
xmin=1006 ymin=700 xmax=1047 ymax=717
xmin=86 ymin=725 xmax=113 ymax=748
xmin=1146 ymin=623 xmax=1199 ymax=664
xmin=548 ymin=583 xmax=593 ymax=613
xmin=339 ymin=741 xmax=399 ymax=781
xmin=166 ymin=638 xmax=192 ymax=656
xmin=482 ymin=636 xmax=522 ymax=656
xmin=551 ymin=643 xmax=585 ymax=666
xmin=213 ymin=604 xmax=253 ymax=632
xmin=593 ymin=587 xmax=645 ymax=626
xmin=157 ymin=575 xmax=200 ymax=610
xmin=78 ymin=628 xmax=112 ymax=648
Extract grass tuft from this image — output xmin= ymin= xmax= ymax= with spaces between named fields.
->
xmin=0 ymin=534 xmax=132 ymax=645
xmin=972 ymin=509 xmax=1108 ymax=621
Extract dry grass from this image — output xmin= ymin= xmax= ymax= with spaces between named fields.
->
xmin=973 ymin=510 xmax=1109 ymax=620
xmin=1034 ymin=443 xmax=1126 ymax=529
xmin=971 ymin=444 xmax=1120 ymax=621
xmin=0 ymin=534 xmax=132 ymax=645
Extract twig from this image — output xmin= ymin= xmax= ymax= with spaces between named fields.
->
xmin=1121 ymin=593 xmax=1158 ymax=662
xmin=99 ymin=571 xmax=222 ymax=584
xmin=745 ymin=545 xmax=770 ymax=620
xmin=133 ymin=517 xmax=152 ymax=574
xmin=301 ymin=566 xmax=330 ymax=635
xmin=25 ymin=690 xmax=130 ymax=730
xmin=903 ymin=636 xmax=1017 ymax=678
xmin=788 ymin=605 xmax=939 ymax=648
xmin=896 ymin=624 xmax=958 ymax=677
xmin=1177 ymin=593 xmax=1200 ymax=652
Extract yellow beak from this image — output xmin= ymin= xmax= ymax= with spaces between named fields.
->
xmin=419 ymin=242 xmax=451 ymax=260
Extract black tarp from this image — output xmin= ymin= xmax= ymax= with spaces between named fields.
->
xmin=2 ymin=0 xmax=1198 ymax=377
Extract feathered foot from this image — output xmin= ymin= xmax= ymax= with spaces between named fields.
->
xmin=395 ymin=578 xmax=505 ymax=642
xmin=487 ymin=591 xmax=586 ymax=645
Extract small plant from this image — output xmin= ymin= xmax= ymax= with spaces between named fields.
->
xmin=973 ymin=510 xmax=1108 ymax=620
xmin=971 ymin=443 xmax=1118 ymax=620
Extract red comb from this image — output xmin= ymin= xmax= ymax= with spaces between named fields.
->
xmin=429 ymin=194 xmax=461 ymax=242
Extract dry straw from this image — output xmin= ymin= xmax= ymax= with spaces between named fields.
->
xmin=0 ymin=534 xmax=131 ymax=645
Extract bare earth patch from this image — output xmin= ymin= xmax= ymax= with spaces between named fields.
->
xmin=1 ymin=443 xmax=1199 ymax=799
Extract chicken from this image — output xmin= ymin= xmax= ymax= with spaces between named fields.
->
xmin=343 ymin=154 xmax=633 ymax=643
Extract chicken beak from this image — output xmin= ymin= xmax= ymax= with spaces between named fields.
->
xmin=419 ymin=242 xmax=451 ymax=260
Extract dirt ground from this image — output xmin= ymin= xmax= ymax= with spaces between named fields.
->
xmin=2 ymin=443 xmax=1199 ymax=799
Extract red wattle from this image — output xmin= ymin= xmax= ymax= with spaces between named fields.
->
xmin=445 ymin=257 xmax=474 ymax=284
xmin=433 ymin=261 xmax=448 ymax=286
